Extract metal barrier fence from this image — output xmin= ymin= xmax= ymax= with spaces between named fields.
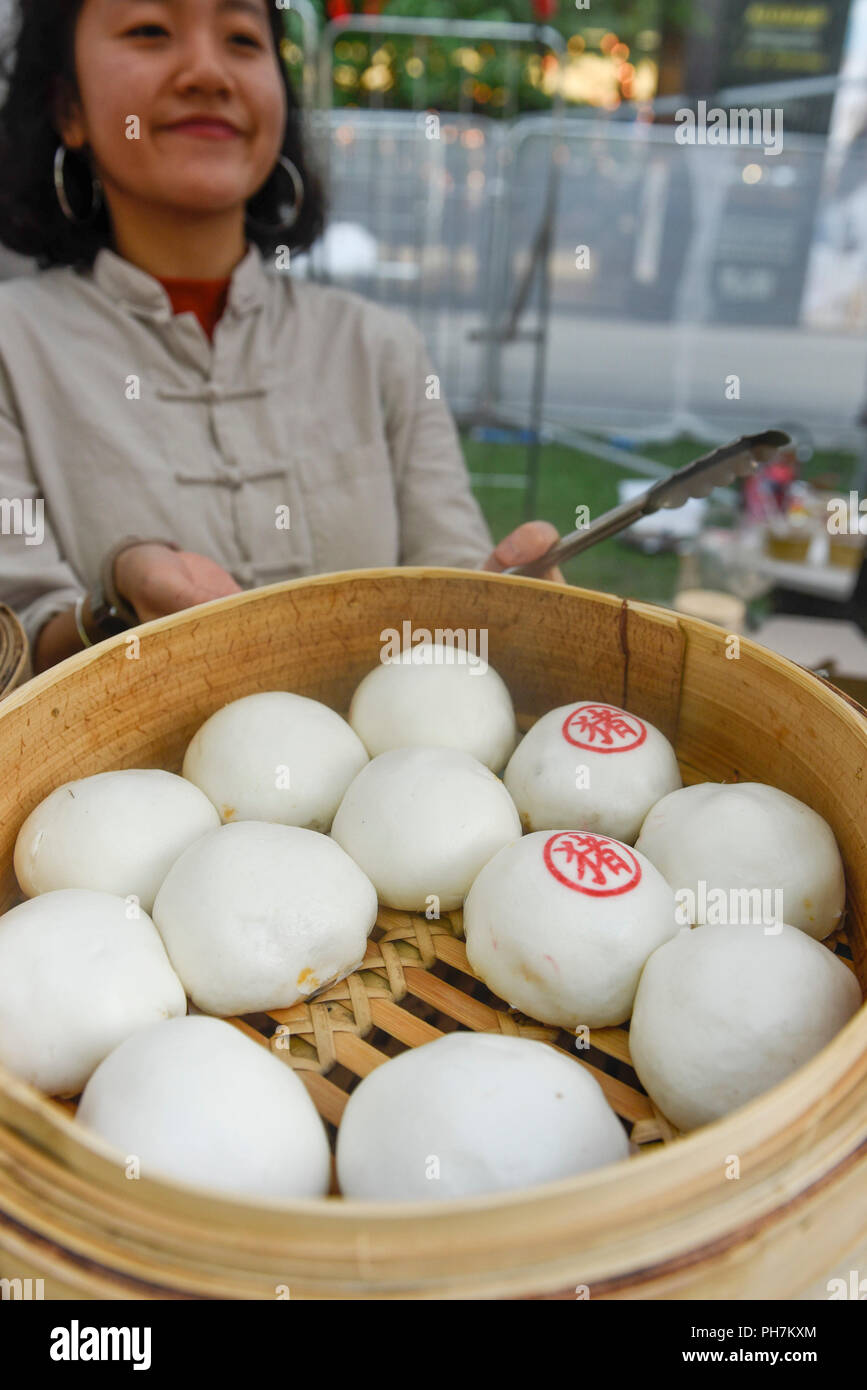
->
xmin=296 ymin=106 xmax=867 ymax=449
xmin=287 ymin=6 xmax=867 ymax=460
xmin=506 ymin=117 xmax=867 ymax=444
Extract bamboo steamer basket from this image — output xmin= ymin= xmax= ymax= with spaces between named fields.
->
xmin=0 ymin=568 xmax=865 ymax=1302
xmin=0 ymin=604 xmax=28 ymax=701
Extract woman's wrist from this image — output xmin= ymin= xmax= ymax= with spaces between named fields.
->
xmin=34 ymin=605 xmax=91 ymax=675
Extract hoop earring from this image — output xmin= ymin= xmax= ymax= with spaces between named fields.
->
xmin=245 ymin=154 xmax=304 ymax=234
xmin=54 ymin=145 xmax=103 ymax=225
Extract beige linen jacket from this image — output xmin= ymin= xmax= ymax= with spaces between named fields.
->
xmin=0 ymin=245 xmax=493 ymax=654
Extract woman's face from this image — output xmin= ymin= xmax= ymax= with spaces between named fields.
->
xmin=59 ymin=0 xmax=286 ymax=219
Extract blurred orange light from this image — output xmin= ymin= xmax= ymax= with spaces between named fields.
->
xmin=619 ymin=62 xmax=635 ymax=80
xmin=542 ymin=53 xmax=558 ymax=73
xmin=612 ymin=43 xmax=630 ymax=60
xmin=600 ymin=33 xmax=618 ymax=54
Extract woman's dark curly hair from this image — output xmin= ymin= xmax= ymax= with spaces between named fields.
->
xmin=0 ymin=1 xmax=326 ymax=268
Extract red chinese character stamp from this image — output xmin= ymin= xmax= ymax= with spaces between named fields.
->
xmin=543 ymin=831 xmax=642 ymax=897
xmin=561 ymin=703 xmax=647 ymax=753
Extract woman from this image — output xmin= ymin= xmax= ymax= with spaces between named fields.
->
xmin=0 ymin=0 xmax=561 ymax=676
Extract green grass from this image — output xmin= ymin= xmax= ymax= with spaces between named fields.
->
xmin=462 ymin=433 xmax=859 ymax=606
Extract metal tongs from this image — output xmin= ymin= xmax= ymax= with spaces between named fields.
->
xmin=503 ymin=429 xmax=792 ymax=578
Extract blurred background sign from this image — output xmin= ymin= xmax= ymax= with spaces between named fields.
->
xmin=681 ymin=0 xmax=853 ymax=133
xmin=663 ymin=0 xmax=856 ymax=325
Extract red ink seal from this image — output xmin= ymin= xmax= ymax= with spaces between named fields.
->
xmin=561 ymin=702 xmax=647 ymax=753
xmin=543 ymin=831 xmax=642 ymax=897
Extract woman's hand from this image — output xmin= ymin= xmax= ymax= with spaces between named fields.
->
xmin=33 ymin=544 xmax=242 ymax=675
xmin=114 ymin=543 xmax=243 ymax=623
xmin=482 ymin=520 xmax=565 ymax=584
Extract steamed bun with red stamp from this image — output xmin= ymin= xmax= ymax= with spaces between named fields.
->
xmin=336 ymin=1031 xmax=630 ymax=1201
xmin=634 ymin=782 xmax=846 ymax=940
xmin=504 ymin=701 xmax=681 ymax=843
xmin=464 ymin=829 xmax=679 ymax=1028
xmin=331 ymin=747 xmax=521 ymax=911
xmin=629 ymin=922 xmax=862 ymax=1131
xmin=183 ymin=691 xmax=368 ymax=831
xmin=349 ymin=641 xmax=518 ymax=772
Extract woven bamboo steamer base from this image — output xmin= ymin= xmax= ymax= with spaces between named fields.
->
xmin=0 ymin=568 xmax=864 ymax=1301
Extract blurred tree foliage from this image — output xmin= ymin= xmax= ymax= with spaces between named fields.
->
xmin=287 ymin=0 xmax=694 ymax=115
